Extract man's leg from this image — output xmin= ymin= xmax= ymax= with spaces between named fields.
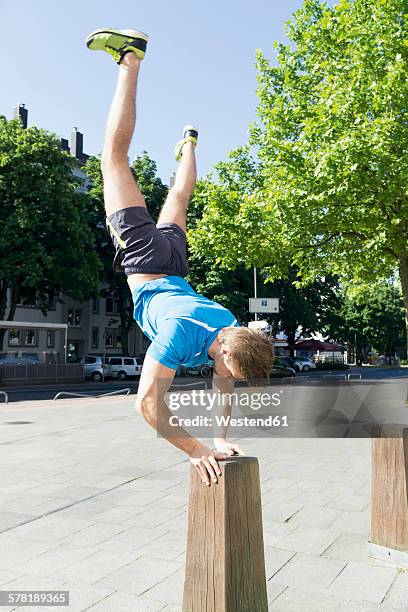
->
xmin=157 ymin=141 xmax=197 ymax=233
xmin=101 ymin=53 xmax=146 ymax=217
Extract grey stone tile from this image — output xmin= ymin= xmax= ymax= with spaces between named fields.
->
xmin=262 ymin=520 xmax=298 ymax=546
xmin=50 ymin=549 xmax=141 ymax=584
xmin=271 ymin=552 xmax=346 ymax=591
xmin=0 ymin=573 xmax=63 ymax=591
xmin=98 ymin=525 xmax=168 ymax=554
xmin=0 ymin=535 xmax=17 ymax=549
xmin=323 ymin=533 xmax=372 ymax=563
xmin=113 ymin=490 xmax=165 ymax=507
xmin=278 ymin=526 xmax=340 ymax=555
xmin=54 ymin=499 xmax=116 ymax=519
xmin=148 ymin=513 xmax=188 ymax=535
xmin=39 ymin=581 xmax=115 ymax=612
xmin=290 ymin=487 xmax=338 ymax=506
xmin=18 ymin=518 xmax=97 ymax=544
xmin=0 ymin=512 xmax=36 ymax=532
xmin=263 ymin=546 xmax=296 ymax=580
xmin=52 ymin=485 xmax=105 ymax=499
xmin=326 ymin=561 xmax=397 ymax=603
xmin=267 ymin=582 xmax=287 ymax=604
xmin=121 ymin=506 xmax=185 ymax=528
xmin=327 ymin=494 xmax=370 ymax=512
xmin=12 ymin=544 xmax=96 ymax=577
xmin=383 ymin=570 xmax=408 ymax=609
xmin=270 ymin=586 xmax=399 ymax=611
xmin=286 ymin=505 xmax=342 ymax=529
xmin=133 ymin=531 xmax=187 ymax=561
xmin=145 ymin=568 xmax=185 ymax=605
xmin=158 ymin=493 xmax=187 ymax=509
xmin=329 ymin=510 xmax=370 ymax=537
xmin=87 ymin=591 xmax=166 ymax=611
xmin=92 ymin=505 xmax=146 ymax=524
xmin=0 ymin=540 xmax=60 ymax=570
xmin=262 ymin=477 xmax=300 ymax=492
xmin=0 ymin=570 xmax=21 ymax=587
xmin=60 ymin=522 xmax=128 ymax=547
xmin=261 ymin=501 xmax=304 ymax=523
xmin=95 ymin=555 xmax=182 ymax=596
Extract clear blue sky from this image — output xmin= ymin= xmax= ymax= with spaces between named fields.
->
xmin=0 ymin=0 xmax=306 ymax=183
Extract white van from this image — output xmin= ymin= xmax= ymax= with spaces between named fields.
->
xmin=106 ymin=356 xmax=143 ymax=380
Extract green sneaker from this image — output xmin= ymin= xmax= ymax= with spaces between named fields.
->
xmin=174 ymin=125 xmax=199 ymax=161
xmin=86 ymin=28 xmax=149 ymax=64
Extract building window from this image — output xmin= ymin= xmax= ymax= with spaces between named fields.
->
xmin=114 ymin=330 xmax=122 ymax=350
xmin=68 ymin=308 xmax=82 ymax=327
xmin=92 ymin=297 xmax=99 ymax=314
xmin=104 ymin=328 xmax=113 ymax=348
xmin=17 ymin=287 xmax=38 ymax=309
xmin=91 ymin=327 xmax=99 ymax=349
xmin=8 ymin=329 xmax=21 ymax=346
xmin=105 ymin=297 xmax=120 ymax=314
xmin=47 ymin=331 xmax=55 ymax=348
xmin=24 ymin=329 xmax=38 ymax=347
xmin=106 ymin=297 xmax=114 ymax=314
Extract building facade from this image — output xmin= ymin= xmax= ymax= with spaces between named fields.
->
xmin=1 ymin=104 xmax=147 ymax=362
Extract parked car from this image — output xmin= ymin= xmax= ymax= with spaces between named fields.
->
xmin=293 ymin=357 xmax=316 ymax=372
xmin=0 ymin=355 xmax=41 ymax=365
xmin=270 ymin=367 xmax=296 ymax=379
xmin=106 ymin=356 xmax=143 ymax=380
xmin=69 ymin=356 xmax=108 ymax=381
xmin=273 ymin=357 xmax=296 ymax=376
xmin=280 ymin=357 xmax=299 ymax=372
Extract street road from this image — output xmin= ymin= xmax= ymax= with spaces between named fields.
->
xmin=0 ymin=367 xmax=407 ymax=403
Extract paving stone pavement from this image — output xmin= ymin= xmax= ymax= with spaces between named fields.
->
xmin=0 ymin=396 xmax=406 ymax=611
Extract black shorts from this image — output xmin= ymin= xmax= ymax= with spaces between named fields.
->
xmin=106 ymin=206 xmax=188 ymax=277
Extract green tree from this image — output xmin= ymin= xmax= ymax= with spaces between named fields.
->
xmin=269 ymin=269 xmax=343 ymax=353
xmin=324 ymin=283 xmax=406 ymax=363
xmin=190 ymin=0 xmax=408 ymax=348
xmin=84 ymin=152 xmax=168 ymax=354
xmin=189 ymin=181 xmax=343 ymax=342
xmin=0 ymin=116 xmax=100 ymax=350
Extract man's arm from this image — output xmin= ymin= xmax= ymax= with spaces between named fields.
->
xmin=136 ymin=355 xmax=228 ymax=485
xmin=211 ymin=372 xmax=245 ymax=456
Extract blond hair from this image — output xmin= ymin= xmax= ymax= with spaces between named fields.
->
xmin=218 ymin=327 xmax=274 ymax=383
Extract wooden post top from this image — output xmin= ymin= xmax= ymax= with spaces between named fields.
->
xmin=220 ymin=455 xmax=259 ymax=464
xmin=369 ymin=423 xmax=408 ymax=435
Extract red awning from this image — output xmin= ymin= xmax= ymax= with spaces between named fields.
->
xmin=292 ymin=339 xmax=344 ymax=351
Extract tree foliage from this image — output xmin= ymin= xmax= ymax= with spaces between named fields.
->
xmin=84 ymin=152 xmax=168 ymax=354
xmin=324 ymin=283 xmax=406 ymax=362
xmin=189 ymin=183 xmax=343 ymax=342
xmin=0 ymin=116 xmax=100 ymax=348
xmin=189 ymin=0 xmax=408 ymax=344
xmin=267 ymin=269 xmax=343 ymax=351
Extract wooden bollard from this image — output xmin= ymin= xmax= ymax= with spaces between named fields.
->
xmin=369 ymin=424 xmax=408 ymax=567
xmin=182 ymin=456 xmax=268 ymax=612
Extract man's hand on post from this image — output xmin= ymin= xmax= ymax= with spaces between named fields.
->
xmin=188 ymin=441 xmax=229 ymax=486
xmin=213 ymin=438 xmax=245 ymax=456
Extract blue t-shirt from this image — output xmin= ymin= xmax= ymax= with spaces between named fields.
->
xmin=132 ymin=276 xmax=239 ymax=370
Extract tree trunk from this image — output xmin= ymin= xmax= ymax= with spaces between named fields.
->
xmin=0 ymin=281 xmax=9 ymax=352
xmin=398 ymin=254 xmax=408 ymax=359
xmin=117 ymin=291 xmax=133 ymax=356
xmin=0 ymin=285 xmax=20 ymax=352
xmin=286 ymin=329 xmax=296 ymax=357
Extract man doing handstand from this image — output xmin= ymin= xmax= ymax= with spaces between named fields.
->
xmin=86 ymin=28 xmax=274 ymax=485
